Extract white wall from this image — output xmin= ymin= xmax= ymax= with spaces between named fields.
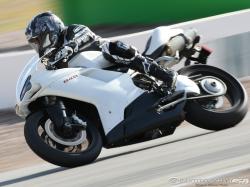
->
xmin=112 ymin=9 xmax=250 ymax=51
xmin=1 ymin=9 xmax=250 ymax=110
xmin=0 ymin=51 xmax=34 ymax=109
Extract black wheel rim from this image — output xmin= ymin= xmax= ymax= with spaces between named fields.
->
xmin=179 ymin=65 xmax=244 ymax=113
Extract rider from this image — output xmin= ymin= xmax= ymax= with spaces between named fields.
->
xmin=25 ymin=12 xmax=178 ymax=90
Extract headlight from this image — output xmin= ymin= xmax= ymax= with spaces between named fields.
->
xmin=20 ymin=75 xmax=32 ymax=101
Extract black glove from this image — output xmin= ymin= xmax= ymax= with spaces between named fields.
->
xmin=53 ymin=46 xmax=73 ymax=63
xmin=46 ymin=41 xmax=77 ymax=65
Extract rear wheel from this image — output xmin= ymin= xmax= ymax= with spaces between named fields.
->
xmin=178 ymin=65 xmax=248 ymax=130
xmin=24 ymin=111 xmax=102 ymax=167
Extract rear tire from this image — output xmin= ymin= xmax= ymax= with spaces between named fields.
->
xmin=178 ymin=65 xmax=248 ymax=130
xmin=24 ymin=111 xmax=102 ymax=167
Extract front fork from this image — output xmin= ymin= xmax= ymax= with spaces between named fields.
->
xmin=43 ymin=96 xmax=86 ymax=133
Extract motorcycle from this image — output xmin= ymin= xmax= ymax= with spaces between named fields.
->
xmin=16 ymin=28 xmax=248 ymax=167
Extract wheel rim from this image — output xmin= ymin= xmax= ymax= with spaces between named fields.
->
xmin=44 ymin=119 xmax=87 ymax=146
xmin=38 ymin=117 xmax=90 ymax=153
xmin=179 ymin=65 xmax=244 ymax=113
xmin=200 ymin=77 xmax=227 ymax=95
xmin=192 ymin=75 xmax=234 ymax=111
xmin=178 ymin=65 xmax=248 ymax=130
xmin=191 ymin=74 xmax=237 ymax=112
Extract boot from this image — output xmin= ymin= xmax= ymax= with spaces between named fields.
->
xmin=149 ymin=61 xmax=178 ymax=91
xmin=131 ymin=55 xmax=178 ymax=91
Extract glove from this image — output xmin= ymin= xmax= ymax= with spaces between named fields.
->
xmin=45 ymin=41 xmax=77 ymax=65
xmin=66 ymin=41 xmax=79 ymax=53
xmin=49 ymin=45 xmax=74 ymax=66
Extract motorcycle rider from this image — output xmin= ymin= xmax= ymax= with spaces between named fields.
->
xmin=25 ymin=11 xmax=178 ymax=91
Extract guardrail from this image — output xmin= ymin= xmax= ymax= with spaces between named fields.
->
xmin=1 ymin=9 xmax=250 ymax=110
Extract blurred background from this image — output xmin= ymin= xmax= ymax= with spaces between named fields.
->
xmin=0 ymin=0 xmax=250 ymax=53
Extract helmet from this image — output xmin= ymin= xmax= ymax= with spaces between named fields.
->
xmin=25 ymin=12 xmax=65 ymax=56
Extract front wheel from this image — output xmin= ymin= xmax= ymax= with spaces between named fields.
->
xmin=24 ymin=111 xmax=102 ymax=167
xmin=178 ymin=65 xmax=248 ymax=130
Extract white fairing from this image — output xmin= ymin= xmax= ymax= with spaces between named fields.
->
xmin=16 ymin=54 xmax=39 ymax=103
xmin=144 ymin=27 xmax=183 ymax=56
xmin=68 ymin=51 xmax=113 ymax=69
xmin=16 ymin=51 xmax=200 ymax=135
xmin=175 ymin=75 xmax=200 ymax=95
xmin=16 ymin=51 xmax=144 ymax=134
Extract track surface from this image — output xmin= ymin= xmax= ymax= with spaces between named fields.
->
xmin=0 ymin=79 xmax=249 ymax=187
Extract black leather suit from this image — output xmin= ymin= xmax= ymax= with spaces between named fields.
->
xmin=49 ymin=24 xmax=176 ymax=87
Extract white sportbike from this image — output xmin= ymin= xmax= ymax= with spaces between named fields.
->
xmin=16 ymin=28 xmax=248 ymax=167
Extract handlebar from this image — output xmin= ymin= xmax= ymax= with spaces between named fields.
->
xmin=166 ymin=28 xmax=198 ymax=56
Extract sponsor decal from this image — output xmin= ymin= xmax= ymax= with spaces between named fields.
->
xmin=63 ymin=74 xmax=79 ymax=83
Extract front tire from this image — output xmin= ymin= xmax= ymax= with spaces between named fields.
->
xmin=24 ymin=111 xmax=102 ymax=167
xmin=178 ymin=65 xmax=248 ymax=130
